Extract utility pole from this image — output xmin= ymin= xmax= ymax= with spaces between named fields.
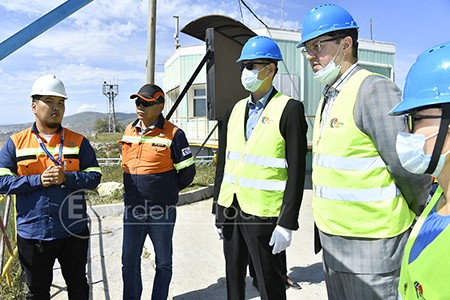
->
xmin=147 ymin=0 xmax=157 ymax=84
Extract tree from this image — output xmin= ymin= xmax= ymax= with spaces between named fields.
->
xmin=93 ymin=117 xmax=124 ymax=133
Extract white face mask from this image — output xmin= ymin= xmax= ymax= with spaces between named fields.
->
xmin=313 ymin=41 xmax=343 ymax=85
xmin=241 ymin=65 xmax=269 ymax=92
xmin=396 ymin=131 xmax=450 ymax=177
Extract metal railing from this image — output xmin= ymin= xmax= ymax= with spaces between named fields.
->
xmin=194 ymin=156 xmax=215 ymax=166
xmin=0 ymin=194 xmax=18 ymax=286
xmin=97 ymin=158 xmax=121 ymax=167
xmin=97 ymin=156 xmax=215 ymax=167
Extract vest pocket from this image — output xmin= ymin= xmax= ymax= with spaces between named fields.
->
xmin=17 ymin=156 xmax=39 ymax=175
xmin=63 ymin=158 xmax=80 ymax=172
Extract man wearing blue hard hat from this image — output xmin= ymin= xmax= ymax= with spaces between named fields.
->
xmin=389 ymin=42 xmax=450 ymax=299
xmin=298 ymin=3 xmax=431 ymax=299
xmin=213 ymin=35 xmax=308 ymax=300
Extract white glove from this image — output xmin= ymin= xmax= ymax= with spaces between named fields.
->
xmin=215 ymin=227 xmax=224 ymax=240
xmin=269 ymin=225 xmax=292 ymax=254
xmin=212 ymin=214 xmax=224 ymax=240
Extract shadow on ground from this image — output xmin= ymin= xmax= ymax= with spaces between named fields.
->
xmin=173 ymin=276 xmax=260 ymax=300
xmin=288 ymin=262 xmax=324 ymax=285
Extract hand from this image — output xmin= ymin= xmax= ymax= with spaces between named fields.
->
xmin=212 ymin=214 xmax=224 ymax=240
xmin=269 ymin=225 xmax=292 ymax=254
xmin=215 ymin=227 xmax=224 ymax=240
xmin=41 ymin=165 xmax=66 ymax=187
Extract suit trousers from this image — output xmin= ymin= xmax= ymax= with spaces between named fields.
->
xmin=222 ymin=202 xmax=286 ymax=300
xmin=323 ymin=260 xmax=400 ymax=300
xmin=249 ymin=250 xmax=287 ymax=279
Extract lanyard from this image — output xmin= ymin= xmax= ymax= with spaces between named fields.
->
xmin=34 ymin=129 xmax=64 ymax=166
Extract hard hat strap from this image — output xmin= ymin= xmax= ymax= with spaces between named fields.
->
xmin=425 ymin=104 xmax=450 ymax=174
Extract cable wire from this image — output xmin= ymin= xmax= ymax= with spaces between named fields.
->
xmin=239 ymin=0 xmax=301 ymax=101
xmin=237 ymin=0 xmax=244 ymax=22
xmin=239 ymin=0 xmax=268 ymax=28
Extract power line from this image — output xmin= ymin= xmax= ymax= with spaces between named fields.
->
xmin=239 ymin=0 xmax=268 ymax=28
xmin=239 ymin=0 xmax=300 ymax=101
xmin=237 ymin=0 xmax=244 ymax=22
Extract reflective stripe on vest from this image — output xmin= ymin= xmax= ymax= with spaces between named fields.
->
xmin=218 ymin=92 xmax=290 ymax=217
xmin=312 ymin=69 xmax=414 ymax=238
xmin=11 ymin=127 xmax=87 ymax=175
xmin=314 ymin=153 xmax=400 ymax=201
xmin=226 ymin=151 xmax=287 ymax=168
xmin=0 ymin=168 xmax=15 ymax=176
xmin=222 ymin=173 xmax=286 ymax=191
xmin=120 ymin=120 xmax=178 ymax=174
xmin=398 ymin=186 xmax=450 ymax=299
xmin=120 ymin=135 xmax=172 ymax=147
xmin=315 ymin=153 xmax=386 ymax=170
xmin=315 ymin=183 xmax=399 ymax=202
xmin=16 ymin=146 xmax=80 ymax=159
xmin=82 ymin=166 xmax=102 ymax=173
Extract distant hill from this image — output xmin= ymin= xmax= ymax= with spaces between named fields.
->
xmin=62 ymin=111 xmax=136 ymax=132
xmin=0 ymin=111 xmax=136 ymax=142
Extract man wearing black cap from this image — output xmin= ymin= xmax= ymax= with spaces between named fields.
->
xmin=119 ymin=84 xmax=196 ymax=300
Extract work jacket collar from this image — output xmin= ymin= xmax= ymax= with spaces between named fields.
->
xmin=132 ymin=113 xmax=165 ymax=135
xmin=31 ymin=122 xmax=63 ymax=135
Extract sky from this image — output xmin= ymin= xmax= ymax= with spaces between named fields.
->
xmin=0 ymin=0 xmax=449 ymax=125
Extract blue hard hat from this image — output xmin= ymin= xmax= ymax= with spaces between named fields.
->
xmin=237 ymin=36 xmax=283 ymax=62
xmin=297 ymin=3 xmax=359 ymax=47
xmin=389 ymin=42 xmax=450 ymax=115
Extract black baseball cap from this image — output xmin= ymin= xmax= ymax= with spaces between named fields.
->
xmin=130 ymin=84 xmax=165 ymax=102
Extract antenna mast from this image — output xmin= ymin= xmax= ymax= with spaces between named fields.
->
xmin=370 ymin=17 xmax=373 ymax=40
xmin=102 ymin=81 xmax=119 ymax=133
xmin=173 ymin=16 xmax=180 ymax=49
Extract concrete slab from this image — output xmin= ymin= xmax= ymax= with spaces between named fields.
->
xmin=50 ymin=189 xmax=327 ymax=299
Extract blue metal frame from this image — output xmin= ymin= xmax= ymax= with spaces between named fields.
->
xmin=0 ymin=0 xmax=93 ymax=61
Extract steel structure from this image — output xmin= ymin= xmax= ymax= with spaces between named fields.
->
xmin=102 ymin=82 xmax=119 ymax=133
xmin=0 ymin=0 xmax=93 ymax=61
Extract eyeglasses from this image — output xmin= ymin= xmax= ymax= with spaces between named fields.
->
xmin=135 ymin=98 xmax=161 ymax=108
xmin=300 ymin=36 xmax=343 ymax=57
xmin=239 ymin=61 xmax=270 ymax=71
xmin=403 ymin=113 xmax=442 ymax=133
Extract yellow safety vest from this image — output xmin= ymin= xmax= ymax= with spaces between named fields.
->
xmin=218 ymin=92 xmax=290 ymax=217
xmin=398 ymin=186 xmax=450 ymax=300
xmin=312 ymin=69 xmax=414 ymax=238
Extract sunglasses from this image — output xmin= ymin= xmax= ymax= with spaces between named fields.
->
xmin=135 ymin=98 xmax=161 ymax=108
xmin=403 ymin=113 xmax=441 ymax=133
xmin=239 ymin=61 xmax=270 ymax=71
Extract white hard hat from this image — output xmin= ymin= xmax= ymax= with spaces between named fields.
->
xmin=30 ymin=74 xmax=68 ymax=99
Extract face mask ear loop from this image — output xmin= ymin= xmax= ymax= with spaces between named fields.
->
xmin=335 ymin=40 xmax=346 ymax=67
xmin=425 ymin=104 xmax=450 ymax=174
xmin=258 ymin=64 xmax=271 ymax=81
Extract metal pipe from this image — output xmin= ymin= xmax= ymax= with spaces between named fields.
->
xmin=0 ymin=0 xmax=93 ymax=61
xmin=166 ymin=49 xmax=212 ymax=120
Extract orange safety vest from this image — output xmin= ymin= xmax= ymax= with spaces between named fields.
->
xmin=119 ymin=120 xmax=179 ymax=175
xmin=12 ymin=127 xmax=84 ymax=175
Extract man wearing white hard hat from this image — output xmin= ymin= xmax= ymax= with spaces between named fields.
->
xmin=0 ymin=74 xmax=102 ymax=299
